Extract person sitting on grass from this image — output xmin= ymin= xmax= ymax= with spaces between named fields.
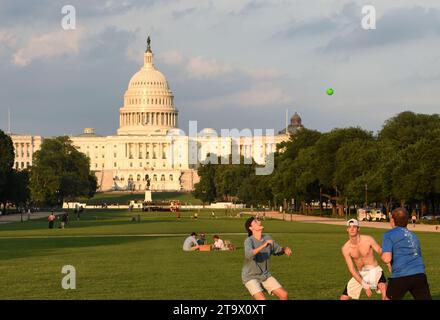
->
xmin=212 ymin=235 xmax=225 ymax=250
xmin=197 ymin=233 xmax=207 ymax=245
xmin=182 ymin=232 xmax=200 ymax=251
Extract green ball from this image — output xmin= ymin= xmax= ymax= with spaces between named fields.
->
xmin=326 ymin=88 xmax=334 ymax=96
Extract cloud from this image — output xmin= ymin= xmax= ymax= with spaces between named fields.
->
xmin=0 ymin=0 xmax=172 ymax=26
xmin=0 ymin=30 xmax=16 ymax=56
xmin=242 ymin=67 xmax=284 ymax=81
xmin=322 ymin=6 xmax=440 ymax=53
xmin=158 ymin=50 xmax=183 ymax=65
xmin=172 ymin=7 xmax=197 ymax=20
xmin=231 ymin=0 xmax=286 ymax=16
xmin=12 ymin=28 xmax=85 ymax=66
xmin=275 ymin=2 xmax=358 ymax=39
xmin=235 ymin=82 xmax=292 ymax=107
xmin=183 ymin=55 xmax=284 ymax=81
xmin=0 ymin=30 xmax=16 ymax=47
xmin=191 ymin=81 xmax=292 ymax=109
xmin=185 ymin=56 xmax=234 ymax=79
xmin=0 ymin=26 xmax=139 ymax=136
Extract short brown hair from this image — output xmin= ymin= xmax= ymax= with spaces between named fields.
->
xmin=392 ymin=208 xmax=409 ymax=227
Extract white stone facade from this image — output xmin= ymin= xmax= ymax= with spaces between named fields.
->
xmin=11 ymin=135 xmax=42 ymax=171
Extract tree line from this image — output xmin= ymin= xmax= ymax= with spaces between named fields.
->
xmin=0 ymin=133 xmax=97 ymax=214
xmin=193 ymin=111 xmax=440 ymax=217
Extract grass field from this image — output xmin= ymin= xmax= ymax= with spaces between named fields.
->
xmin=0 ymin=209 xmax=438 ymax=300
xmin=83 ymin=192 xmax=202 ymax=205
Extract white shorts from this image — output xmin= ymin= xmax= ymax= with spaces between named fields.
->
xmin=346 ymin=265 xmax=384 ymax=299
xmin=244 ymin=277 xmax=282 ymax=296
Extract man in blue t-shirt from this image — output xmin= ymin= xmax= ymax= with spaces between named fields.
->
xmin=381 ymin=208 xmax=432 ymax=300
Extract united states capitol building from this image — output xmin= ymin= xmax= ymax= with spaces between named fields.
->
xmin=11 ymin=38 xmax=304 ymax=192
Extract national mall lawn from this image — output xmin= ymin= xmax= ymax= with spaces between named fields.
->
xmin=0 ymin=209 xmax=439 ymax=299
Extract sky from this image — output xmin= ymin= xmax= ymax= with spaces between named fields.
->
xmin=0 ymin=0 xmax=439 ymax=137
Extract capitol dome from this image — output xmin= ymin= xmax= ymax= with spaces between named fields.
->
xmin=117 ymin=37 xmax=178 ymax=135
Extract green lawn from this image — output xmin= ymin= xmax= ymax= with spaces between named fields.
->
xmin=83 ymin=191 xmax=202 ymax=205
xmin=0 ymin=210 xmax=438 ymax=300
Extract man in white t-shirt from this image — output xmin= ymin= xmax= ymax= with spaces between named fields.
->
xmin=183 ymin=232 xmax=200 ymax=251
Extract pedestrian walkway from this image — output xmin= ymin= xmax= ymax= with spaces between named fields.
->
xmin=246 ymin=211 xmax=440 ymax=233
xmin=0 ymin=211 xmax=64 ymax=224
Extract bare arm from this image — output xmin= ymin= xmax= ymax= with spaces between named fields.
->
xmin=342 ymin=246 xmax=364 ymax=285
xmin=369 ymin=237 xmax=392 ymax=271
xmin=381 ymin=252 xmax=392 ymax=264
xmin=370 ymin=236 xmax=382 ymax=255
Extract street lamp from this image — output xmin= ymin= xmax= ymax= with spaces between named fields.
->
xmin=365 ymin=183 xmax=368 ymax=208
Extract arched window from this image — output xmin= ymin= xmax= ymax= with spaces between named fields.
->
xmin=169 ymin=174 xmax=173 ymax=181
xmin=129 ymin=174 xmax=133 ymax=181
xmin=137 ymin=174 xmax=141 ymax=181
xmin=153 ymin=174 xmax=157 ymax=181
xmin=161 ymin=174 xmax=165 ymax=181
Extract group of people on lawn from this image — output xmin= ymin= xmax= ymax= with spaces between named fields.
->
xmin=182 ymin=232 xmax=234 ymax=251
xmin=182 ymin=207 xmax=431 ymax=301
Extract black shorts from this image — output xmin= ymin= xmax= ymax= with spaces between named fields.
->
xmin=342 ymin=272 xmax=386 ymax=296
xmin=387 ymin=273 xmax=432 ymax=300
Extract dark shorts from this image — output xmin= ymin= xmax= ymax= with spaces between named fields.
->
xmin=342 ymin=272 xmax=386 ymax=296
xmin=387 ymin=273 xmax=432 ymax=300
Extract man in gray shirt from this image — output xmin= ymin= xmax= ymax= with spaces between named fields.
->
xmin=242 ymin=216 xmax=292 ymax=300
xmin=183 ymin=232 xmax=200 ymax=251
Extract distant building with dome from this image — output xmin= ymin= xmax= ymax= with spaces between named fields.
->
xmin=279 ymin=112 xmax=304 ymax=135
xmin=10 ymin=37 xmax=301 ymax=192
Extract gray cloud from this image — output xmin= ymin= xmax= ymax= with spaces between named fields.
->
xmin=2 ymin=1 xmax=440 ymax=138
xmin=322 ymin=6 xmax=440 ymax=53
xmin=0 ymin=0 xmax=171 ymax=27
xmin=0 ymin=27 xmax=138 ymax=137
xmin=172 ymin=7 xmax=197 ymax=20
xmin=275 ymin=2 xmax=359 ymax=39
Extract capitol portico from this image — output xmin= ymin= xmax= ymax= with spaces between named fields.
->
xmin=10 ymin=37 xmax=302 ymax=192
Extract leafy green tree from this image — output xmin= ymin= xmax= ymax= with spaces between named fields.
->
xmin=379 ymin=111 xmax=440 ymax=150
xmin=391 ymin=136 xmax=440 ymax=209
xmin=0 ymin=130 xmax=14 ymax=213
xmin=311 ymin=128 xmax=374 ymax=215
xmin=193 ymin=160 xmax=217 ymax=204
xmin=7 ymin=169 xmax=30 ymax=210
xmin=334 ymin=140 xmax=381 ymax=204
xmin=29 ymin=136 xmax=97 ymax=206
xmin=238 ymin=174 xmax=273 ymax=207
xmin=214 ymin=156 xmax=253 ymax=201
xmin=270 ymin=129 xmax=322 ymax=209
